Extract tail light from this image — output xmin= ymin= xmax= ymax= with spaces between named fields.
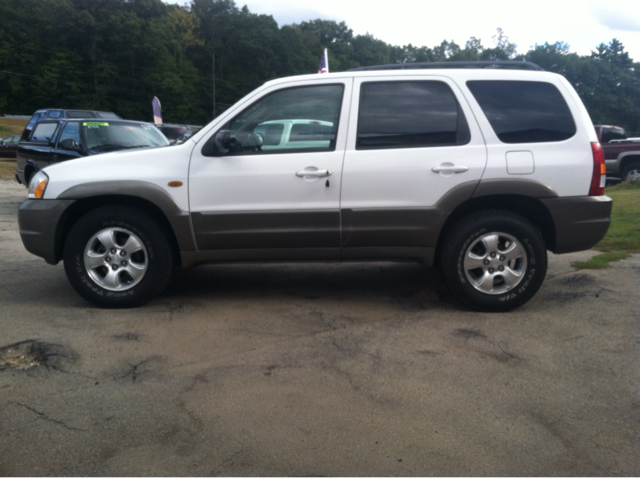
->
xmin=589 ymin=142 xmax=606 ymax=196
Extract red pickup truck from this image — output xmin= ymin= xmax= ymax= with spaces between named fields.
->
xmin=594 ymin=125 xmax=640 ymax=182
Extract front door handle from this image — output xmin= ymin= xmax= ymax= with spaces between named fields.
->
xmin=295 ymin=168 xmax=332 ymax=179
xmin=431 ymin=163 xmax=469 ymax=175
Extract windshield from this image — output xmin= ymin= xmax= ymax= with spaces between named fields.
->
xmin=83 ymin=122 xmax=169 ymax=152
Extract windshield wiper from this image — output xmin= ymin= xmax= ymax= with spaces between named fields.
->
xmin=88 ymin=144 xmax=125 ymax=152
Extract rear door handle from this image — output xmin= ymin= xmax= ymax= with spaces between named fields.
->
xmin=431 ymin=163 xmax=469 ymax=175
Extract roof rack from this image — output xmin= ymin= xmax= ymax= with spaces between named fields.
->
xmin=349 ymin=61 xmax=545 ymax=72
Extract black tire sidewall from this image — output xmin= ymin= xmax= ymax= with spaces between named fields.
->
xmin=441 ymin=211 xmax=547 ymax=312
xmin=63 ymin=206 xmax=173 ymax=308
xmin=622 ymin=163 xmax=640 ymax=182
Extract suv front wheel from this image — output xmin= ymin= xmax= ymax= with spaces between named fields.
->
xmin=440 ymin=210 xmax=547 ymax=312
xmin=63 ymin=206 xmax=174 ymax=308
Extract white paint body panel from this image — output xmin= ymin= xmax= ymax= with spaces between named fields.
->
xmin=43 ymin=143 xmax=192 ymax=211
xmin=42 ymin=68 xmax=599 ymax=211
xmin=341 ymin=75 xmax=487 ymax=209
xmin=188 ymin=78 xmax=353 ymax=214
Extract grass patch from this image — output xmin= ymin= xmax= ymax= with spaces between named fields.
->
xmin=0 ymin=117 xmax=28 ymax=137
xmin=0 ymin=160 xmax=17 ymax=181
xmin=572 ymin=181 xmax=639 ymax=269
xmin=596 ymin=181 xmax=640 ymax=253
xmin=572 ymin=251 xmax=630 ymax=269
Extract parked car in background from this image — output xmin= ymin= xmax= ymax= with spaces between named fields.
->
xmin=20 ymin=109 xmax=122 ymax=142
xmin=0 ymin=134 xmax=20 ymax=158
xmin=16 ymin=118 xmax=169 ymax=186
xmin=254 ymin=119 xmax=334 ymax=150
xmin=594 ymin=125 xmax=640 ymax=182
xmin=155 ymin=124 xmax=195 ymax=144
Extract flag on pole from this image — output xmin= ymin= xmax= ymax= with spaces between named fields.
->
xmin=318 ymin=49 xmax=329 ymax=74
xmin=152 ymin=96 xmax=162 ymax=125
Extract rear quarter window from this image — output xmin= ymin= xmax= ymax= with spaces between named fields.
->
xmin=466 ymin=80 xmax=576 ymax=143
xmin=66 ymin=111 xmax=96 ymax=118
xmin=30 ymin=122 xmax=58 ymax=142
xmin=97 ymin=112 xmax=121 ymax=119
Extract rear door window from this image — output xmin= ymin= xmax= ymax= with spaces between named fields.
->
xmin=466 ymin=80 xmax=576 ymax=143
xmin=356 ymin=81 xmax=470 ymax=150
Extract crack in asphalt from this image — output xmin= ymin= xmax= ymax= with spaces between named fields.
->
xmin=15 ymin=402 xmax=87 ymax=432
xmin=115 ymin=359 xmax=153 ymax=383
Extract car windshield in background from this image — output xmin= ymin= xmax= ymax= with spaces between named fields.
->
xmin=158 ymin=126 xmax=193 ymax=141
xmin=83 ymin=122 xmax=169 ymax=152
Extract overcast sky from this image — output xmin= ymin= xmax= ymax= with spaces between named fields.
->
xmin=177 ymin=0 xmax=640 ymax=61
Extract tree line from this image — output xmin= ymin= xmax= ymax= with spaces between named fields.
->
xmin=0 ymin=0 xmax=638 ymax=133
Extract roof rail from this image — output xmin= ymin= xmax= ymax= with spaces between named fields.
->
xmin=349 ymin=61 xmax=545 ymax=72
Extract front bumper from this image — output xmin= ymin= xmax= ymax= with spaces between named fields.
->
xmin=18 ymin=199 xmax=76 ymax=265
xmin=542 ymin=195 xmax=613 ymax=253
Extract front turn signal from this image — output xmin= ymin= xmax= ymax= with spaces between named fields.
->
xmin=28 ymin=171 xmax=49 ymax=199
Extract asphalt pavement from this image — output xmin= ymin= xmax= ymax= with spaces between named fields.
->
xmin=0 ymin=179 xmax=638 ymax=476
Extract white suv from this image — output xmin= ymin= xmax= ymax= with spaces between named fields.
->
xmin=18 ymin=62 xmax=612 ymax=311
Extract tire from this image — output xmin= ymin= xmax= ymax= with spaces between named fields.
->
xmin=63 ymin=206 xmax=174 ymax=308
xmin=24 ymin=167 xmax=35 ymax=187
xmin=440 ymin=210 xmax=547 ymax=312
xmin=621 ymin=163 xmax=640 ymax=183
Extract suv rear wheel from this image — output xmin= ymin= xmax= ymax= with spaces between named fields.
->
xmin=440 ymin=210 xmax=547 ymax=312
xmin=622 ymin=163 xmax=640 ymax=183
xmin=63 ymin=206 xmax=174 ymax=308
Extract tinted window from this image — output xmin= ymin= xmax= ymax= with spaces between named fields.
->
xmin=23 ymin=113 xmax=41 ymax=132
xmin=290 ymin=122 xmax=334 ymax=142
xmin=82 ymin=122 xmax=169 ymax=152
xmin=226 ymin=84 xmax=344 ymax=154
xmin=357 ymin=81 xmax=470 ymax=150
xmin=601 ymin=127 xmax=626 ymax=143
xmin=48 ymin=110 xmax=62 ymax=118
xmin=31 ymin=122 xmax=58 ymax=142
xmin=467 ymin=80 xmax=576 ymax=143
xmin=67 ymin=111 xmax=96 ymax=118
xmin=254 ymin=123 xmax=284 ymax=146
xmin=97 ymin=112 xmax=121 ymax=119
xmin=58 ymin=122 xmax=80 ymax=147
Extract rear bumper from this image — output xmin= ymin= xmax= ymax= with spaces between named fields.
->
xmin=18 ymin=199 xmax=76 ymax=264
xmin=542 ymin=195 xmax=612 ymax=253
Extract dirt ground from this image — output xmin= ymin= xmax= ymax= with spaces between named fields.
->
xmin=0 ymin=179 xmax=638 ymax=476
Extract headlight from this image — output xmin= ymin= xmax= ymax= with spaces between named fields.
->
xmin=28 ymin=171 xmax=49 ymax=199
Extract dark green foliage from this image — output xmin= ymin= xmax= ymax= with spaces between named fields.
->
xmin=0 ymin=0 xmax=638 ymax=131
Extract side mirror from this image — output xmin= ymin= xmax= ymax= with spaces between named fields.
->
xmin=202 ymin=130 xmax=231 ymax=157
xmin=59 ymin=138 xmax=82 ymax=151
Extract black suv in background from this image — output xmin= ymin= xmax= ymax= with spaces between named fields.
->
xmin=155 ymin=124 xmax=195 ymax=144
xmin=16 ymin=118 xmax=169 ymax=185
xmin=20 ymin=109 xmax=122 ymax=142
